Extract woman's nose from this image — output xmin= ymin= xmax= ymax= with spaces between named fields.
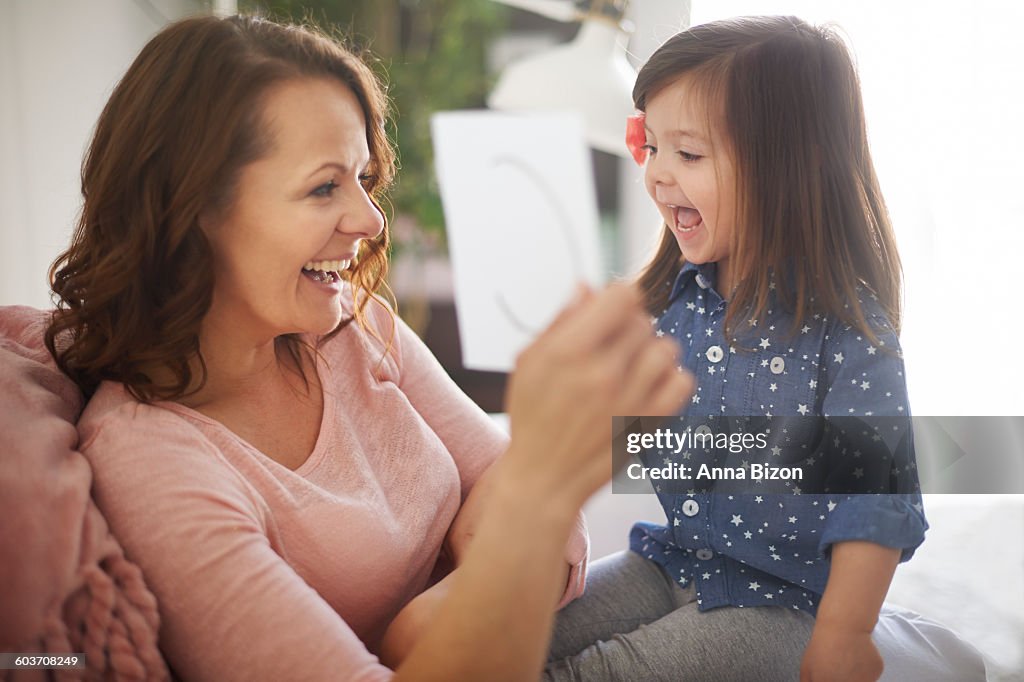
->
xmin=339 ymin=187 xmax=385 ymax=240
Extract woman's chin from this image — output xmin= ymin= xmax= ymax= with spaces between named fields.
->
xmin=290 ymin=306 xmax=344 ymax=338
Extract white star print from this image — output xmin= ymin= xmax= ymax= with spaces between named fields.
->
xmin=731 ymin=515 xmax=743 ymax=526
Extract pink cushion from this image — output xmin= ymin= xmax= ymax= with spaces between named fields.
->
xmin=0 ymin=305 xmax=169 ymax=679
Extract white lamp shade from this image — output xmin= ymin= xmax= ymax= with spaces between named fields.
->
xmin=488 ymin=21 xmax=637 ymax=157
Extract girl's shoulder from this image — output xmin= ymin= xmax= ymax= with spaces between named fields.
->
xmin=821 ymin=285 xmax=901 ymax=355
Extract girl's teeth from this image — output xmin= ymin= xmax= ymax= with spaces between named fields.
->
xmin=672 ymin=205 xmax=702 ymax=231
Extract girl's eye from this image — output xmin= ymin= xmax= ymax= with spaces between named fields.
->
xmin=358 ymin=173 xmax=377 ymax=189
xmin=679 ymin=151 xmax=703 ymax=163
xmin=641 ymin=144 xmax=657 ymax=156
xmin=311 ymin=180 xmax=338 ymax=198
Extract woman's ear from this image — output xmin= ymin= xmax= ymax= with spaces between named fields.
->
xmin=196 ymin=206 xmax=220 ymax=237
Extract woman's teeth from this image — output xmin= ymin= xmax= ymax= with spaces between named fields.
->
xmin=303 ymin=259 xmax=350 ymax=273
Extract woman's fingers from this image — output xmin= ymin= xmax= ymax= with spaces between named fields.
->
xmin=613 ymin=337 xmax=688 ymax=416
xmin=544 ymin=283 xmax=595 ymax=334
xmin=645 ymin=357 xmax=695 ymax=416
xmin=504 ymin=281 xmax=694 ymax=505
xmin=539 ymin=282 xmax=643 ymax=357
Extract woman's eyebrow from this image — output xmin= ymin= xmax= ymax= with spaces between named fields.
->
xmin=304 ymin=158 xmax=371 ymax=179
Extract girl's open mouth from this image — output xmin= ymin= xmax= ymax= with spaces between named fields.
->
xmin=673 ymin=206 xmax=703 ymax=233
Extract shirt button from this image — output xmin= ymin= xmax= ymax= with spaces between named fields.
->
xmin=694 ymin=424 xmax=712 ymax=437
xmin=770 ymin=356 xmax=786 ymax=374
xmin=682 ymin=499 xmax=700 ymax=516
xmin=696 ymin=274 xmax=709 ymax=289
xmin=696 ymin=549 xmax=714 ymax=560
xmin=706 ymin=345 xmax=724 ymax=363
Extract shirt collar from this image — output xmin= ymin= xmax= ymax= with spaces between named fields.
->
xmin=669 ymin=260 xmax=720 ymax=303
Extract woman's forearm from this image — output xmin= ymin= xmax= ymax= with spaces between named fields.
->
xmin=392 ymin=283 xmax=691 ymax=680
xmin=393 ymin=457 xmax=578 ymax=682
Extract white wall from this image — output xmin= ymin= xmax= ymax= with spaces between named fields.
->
xmin=0 ymin=0 xmax=203 ymax=308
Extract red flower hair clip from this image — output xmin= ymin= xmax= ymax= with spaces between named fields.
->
xmin=626 ymin=112 xmax=648 ymax=166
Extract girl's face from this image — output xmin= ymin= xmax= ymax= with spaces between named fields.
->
xmin=643 ymin=76 xmax=738 ymax=291
xmin=201 ymin=77 xmax=384 ymax=344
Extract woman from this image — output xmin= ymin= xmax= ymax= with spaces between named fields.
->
xmin=45 ymin=14 xmax=691 ymax=681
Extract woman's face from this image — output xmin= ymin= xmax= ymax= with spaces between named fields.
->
xmin=202 ymin=77 xmax=384 ymax=343
xmin=643 ymin=75 xmax=738 ymax=291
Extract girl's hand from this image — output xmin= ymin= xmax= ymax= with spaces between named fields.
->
xmin=800 ymin=624 xmax=883 ymax=682
xmin=503 ymin=282 xmax=694 ymax=509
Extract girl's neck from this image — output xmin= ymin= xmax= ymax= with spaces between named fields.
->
xmin=714 ymin=258 xmax=733 ymax=299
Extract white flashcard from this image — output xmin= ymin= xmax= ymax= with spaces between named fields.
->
xmin=431 ymin=110 xmax=604 ymax=372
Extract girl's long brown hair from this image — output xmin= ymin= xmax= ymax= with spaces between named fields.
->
xmin=46 ymin=14 xmax=397 ymax=401
xmin=634 ymin=16 xmax=902 ymax=345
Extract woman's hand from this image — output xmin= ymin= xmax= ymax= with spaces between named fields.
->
xmin=380 ymin=572 xmax=456 ymax=670
xmin=390 ymin=283 xmax=692 ymax=681
xmin=502 ymin=283 xmax=693 ymax=509
xmin=444 ymin=461 xmax=586 ymax=570
xmin=801 ymin=623 xmax=883 ymax=682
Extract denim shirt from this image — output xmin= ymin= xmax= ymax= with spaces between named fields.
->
xmin=628 ymin=261 xmax=928 ymax=614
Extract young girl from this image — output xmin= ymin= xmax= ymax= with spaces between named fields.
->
xmin=543 ymin=15 xmax=984 ymax=682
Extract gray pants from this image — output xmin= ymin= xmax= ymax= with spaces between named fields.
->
xmin=542 ymin=551 xmax=988 ymax=682
xmin=543 ymin=550 xmax=814 ymax=681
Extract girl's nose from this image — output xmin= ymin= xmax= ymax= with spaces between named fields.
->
xmin=645 ymin=153 xmax=675 ymax=188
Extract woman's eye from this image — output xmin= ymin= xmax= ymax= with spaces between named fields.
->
xmin=358 ymin=173 xmax=376 ymax=189
xmin=311 ymin=180 xmax=338 ymax=198
xmin=678 ymin=151 xmax=703 ymax=163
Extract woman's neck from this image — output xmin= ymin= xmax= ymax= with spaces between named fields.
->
xmin=176 ymin=315 xmax=308 ymax=410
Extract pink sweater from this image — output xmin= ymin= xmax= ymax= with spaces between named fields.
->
xmin=77 ymin=301 xmax=587 ymax=681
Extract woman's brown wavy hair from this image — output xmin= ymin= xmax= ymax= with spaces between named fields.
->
xmin=46 ymin=14 xmax=396 ymax=401
xmin=634 ymin=16 xmax=902 ymax=345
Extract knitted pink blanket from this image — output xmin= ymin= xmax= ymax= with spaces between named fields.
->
xmin=0 ymin=306 xmax=169 ymax=681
